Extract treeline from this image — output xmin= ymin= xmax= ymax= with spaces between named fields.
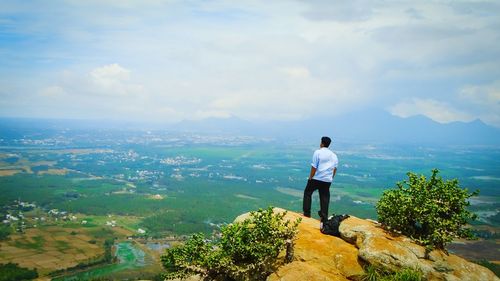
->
xmin=49 ymin=238 xmax=116 ymax=277
xmin=0 ymin=225 xmax=11 ymax=240
xmin=67 ymin=277 xmax=111 ymax=281
xmin=0 ymin=174 xmax=66 ymax=205
xmin=140 ymin=209 xmax=213 ymax=236
xmin=0 ymin=263 xmax=38 ymax=281
xmin=56 ymin=194 xmax=167 ymax=216
xmin=472 ymin=229 xmax=500 ymax=239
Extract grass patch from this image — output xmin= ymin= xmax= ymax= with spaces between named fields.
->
xmin=89 ymin=227 xmax=115 ymax=240
xmin=55 ymin=240 xmax=70 ymax=251
xmin=362 ymin=265 xmax=423 ymax=281
xmin=13 ymin=235 xmax=45 ymax=252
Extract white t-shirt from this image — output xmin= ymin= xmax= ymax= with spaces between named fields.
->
xmin=311 ymin=147 xmax=338 ymax=183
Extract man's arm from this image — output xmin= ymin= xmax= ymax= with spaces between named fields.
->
xmin=332 ymin=167 xmax=337 ymax=180
xmin=308 ymin=166 xmax=317 ymax=180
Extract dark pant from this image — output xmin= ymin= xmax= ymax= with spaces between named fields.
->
xmin=303 ymin=179 xmax=331 ymax=222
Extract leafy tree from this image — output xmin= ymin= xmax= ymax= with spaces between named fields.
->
xmin=376 ymin=169 xmax=478 ymax=249
xmin=161 ymin=207 xmax=300 ymax=281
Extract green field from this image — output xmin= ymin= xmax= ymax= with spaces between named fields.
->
xmin=1 ymin=143 xmax=499 ymax=235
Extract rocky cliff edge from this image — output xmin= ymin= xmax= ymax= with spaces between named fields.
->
xmin=235 ymin=208 xmax=498 ymax=281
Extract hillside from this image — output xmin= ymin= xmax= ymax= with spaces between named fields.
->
xmin=233 ymin=208 xmax=498 ymax=281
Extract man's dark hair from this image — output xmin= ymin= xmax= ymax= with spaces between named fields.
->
xmin=321 ymin=136 xmax=332 ymax=147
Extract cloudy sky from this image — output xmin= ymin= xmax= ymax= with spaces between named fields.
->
xmin=1 ymin=1 xmax=499 ymax=126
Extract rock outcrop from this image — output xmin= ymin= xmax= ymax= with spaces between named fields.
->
xmin=237 ymin=208 xmax=498 ymax=281
xmin=339 ymin=216 xmax=498 ymax=281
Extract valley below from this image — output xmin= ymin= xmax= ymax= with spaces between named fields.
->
xmin=0 ymin=129 xmax=498 ymax=279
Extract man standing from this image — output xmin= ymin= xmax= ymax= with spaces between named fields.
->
xmin=303 ymin=136 xmax=338 ymax=223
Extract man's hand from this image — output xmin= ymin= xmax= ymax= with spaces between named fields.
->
xmin=309 ymin=166 xmax=317 ymax=180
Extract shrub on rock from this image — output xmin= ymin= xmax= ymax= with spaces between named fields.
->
xmin=161 ymin=207 xmax=300 ymax=281
xmin=376 ymin=169 xmax=478 ymax=249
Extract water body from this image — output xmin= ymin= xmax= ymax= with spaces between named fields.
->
xmin=145 ymin=241 xmax=171 ymax=252
xmin=52 ymin=242 xmax=145 ymax=281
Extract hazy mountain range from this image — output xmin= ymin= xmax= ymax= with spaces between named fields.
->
xmin=174 ymin=110 xmax=500 ymax=145
xmin=1 ymin=110 xmax=499 ymax=145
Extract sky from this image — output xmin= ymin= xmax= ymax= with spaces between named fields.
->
xmin=0 ymin=0 xmax=499 ymax=127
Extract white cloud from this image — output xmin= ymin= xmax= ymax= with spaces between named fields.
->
xmin=301 ymin=0 xmax=375 ymax=22
xmin=90 ymin=63 xmax=129 ymax=85
xmin=280 ymin=66 xmax=311 ymax=79
xmin=1 ymin=1 xmax=499 ymax=125
xmin=87 ymin=64 xmax=143 ymax=96
xmin=192 ymin=110 xmax=232 ymax=120
xmin=39 ymin=86 xmax=67 ymax=98
xmin=459 ymin=80 xmax=500 ymax=126
xmin=43 ymin=64 xmax=146 ymax=100
xmin=389 ymin=98 xmax=475 ymax=123
xmin=459 ymin=81 xmax=500 ymax=106
xmin=15 ymin=64 xmax=156 ymax=121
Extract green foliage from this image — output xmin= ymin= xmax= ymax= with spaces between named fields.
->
xmin=376 ymin=169 xmax=478 ymax=249
xmin=14 ymin=235 xmax=45 ymax=252
xmin=103 ymin=238 xmax=115 ymax=262
xmin=58 ymin=194 xmax=167 ymax=216
xmin=89 ymin=227 xmax=115 ymax=239
xmin=0 ymin=225 xmax=11 ymax=241
xmin=362 ymin=265 xmax=423 ymax=281
xmin=161 ymin=207 xmax=301 ymax=281
xmin=388 ymin=268 xmax=424 ymax=281
xmin=72 ymin=278 xmax=113 ymax=281
xmin=362 ymin=264 xmax=385 ymax=281
xmin=0 ymin=262 xmax=38 ymax=281
xmin=140 ymin=209 xmax=213 ymax=236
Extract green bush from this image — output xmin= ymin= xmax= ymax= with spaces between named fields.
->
xmin=376 ymin=169 xmax=478 ymax=249
xmin=161 ymin=207 xmax=300 ymax=281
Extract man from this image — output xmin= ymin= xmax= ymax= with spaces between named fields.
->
xmin=303 ymin=136 xmax=338 ymax=223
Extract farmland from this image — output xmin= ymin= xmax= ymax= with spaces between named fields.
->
xmin=0 ymin=128 xmax=499 ymax=279
xmin=1 ymin=226 xmax=108 ymax=275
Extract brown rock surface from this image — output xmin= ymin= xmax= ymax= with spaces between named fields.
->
xmin=241 ymin=209 xmax=498 ymax=281
xmin=339 ymin=216 xmax=499 ymax=281
xmin=237 ymin=208 xmax=364 ymax=281
xmin=234 ymin=208 xmax=499 ymax=280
